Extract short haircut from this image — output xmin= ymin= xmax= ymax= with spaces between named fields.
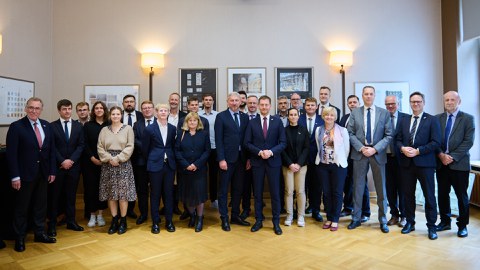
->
xmin=57 ymin=99 xmax=72 ymax=110
xmin=202 ymin=93 xmax=214 ymax=100
xmin=410 ymin=91 xmax=425 ymax=101
xmin=123 ymin=94 xmax=136 ymax=101
xmin=305 ymin=97 xmax=318 ymax=105
xmin=347 ymin=95 xmax=359 ymax=102
xmin=247 ymin=95 xmax=258 ymax=100
xmin=277 ymin=95 xmax=288 ymax=100
xmin=258 ymin=95 xmax=271 ymax=104
xmin=76 ymin=101 xmax=89 ymax=110
xmin=155 ymin=103 xmax=170 ymax=111
xmin=319 ymin=86 xmax=331 ymax=92
xmin=290 ymin=92 xmax=301 ymax=99
xmin=227 ymin=92 xmax=240 ymax=101
xmin=321 ymin=106 xmax=338 ymax=121
xmin=188 ymin=96 xmax=199 ymax=104
xmin=169 ymin=92 xmax=180 ymax=99
xmin=362 ymin=85 xmax=375 ymax=93
xmin=238 ymin=90 xmax=247 ymax=97
xmin=141 ymin=100 xmax=154 ymax=108
xmin=89 ymin=101 xmax=109 ymax=122
xmin=26 ymin=97 xmax=44 ymax=107
xmin=181 ymin=112 xmax=204 ymax=131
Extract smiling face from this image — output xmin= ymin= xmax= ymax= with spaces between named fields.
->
xmin=227 ymin=94 xmax=240 ymax=112
xmin=443 ymin=91 xmax=460 ymax=114
xmin=290 ymin=93 xmax=301 ymax=109
xmin=187 ymin=117 xmax=198 ymax=130
xmin=156 ymin=106 xmax=169 ymax=121
xmin=258 ymin=98 xmax=271 ymax=116
xmin=277 ymin=98 xmax=288 ymax=113
xmin=247 ymin=96 xmax=258 ymax=114
xmin=319 ymin=88 xmax=330 ymax=105
xmin=385 ymin=96 xmax=398 ymax=114
xmin=287 ymin=109 xmax=299 ymax=125
xmin=76 ymin=105 xmax=89 ymax=120
xmin=169 ymin=94 xmax=179 ymax=110
xmin=362 ymin=87 xmax=375 ymax=107
xmin=94 ymin=103 xmax=105 ymax=118
xmin=110 ymin=108 xmax=122 ymax=124
xmin=304 ymin=101 xmax=317 ymax=116
xmin=25 ymin=100 xmax=43 ymax=121
xmin=141 ymin=103 xmax=154 ymax=119
xmin=347 ymin=97 xmax=359 ymax=112
xmin=409 ymin=94 xmax=425 ymax=115
xmin=188 ymin=100 xmax=199 ymax=113
xmin=58 ymin=105 xmax=72 ymax=120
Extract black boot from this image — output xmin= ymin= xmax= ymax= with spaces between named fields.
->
xmin=118 ymin=216 xmax=127 ymax=235
xmin=195 ymin=216 xmax=204 ymax=232
xmin=108 ymin=215 xmax=119 ymax=234
xmin=188 ymin=211 xmax=196 ymax=228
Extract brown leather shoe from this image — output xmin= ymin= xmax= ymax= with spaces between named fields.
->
xmin=387 ymin=216 xmax=399 ymax=226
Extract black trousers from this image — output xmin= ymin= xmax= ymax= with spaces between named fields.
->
xmin=48 ymin=168 xmax=80 ymax=225
xmin=242 ymin=167 xmax=253 ymax=212
xmin=385 ymin=155 xmax=405 ymax=218
xmin=306 ymin=163 xmax=322 ymax=214
xmin=208 ymin=150 xmax=219 ymax=202
xmin=82 ymin=160 xmax=107 ymax=214
xmin=134 ymin=164 xmax=150 ymax=218
xmin=252 ymin=164 xmax=281 ymax=223
xmin=218 ymin=156 xmax=245 ymax=219
xmin=150 ymin=166 xmax=175 ymax=223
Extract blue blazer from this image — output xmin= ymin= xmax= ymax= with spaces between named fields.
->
xmin=6 ymin=117 xmax=57 ymax=182
xmin=215 ymin=109 xmax=249 ymax=163
xmin=175 ymin=129 xmax=211 ymax=173
xmin=133 ymin=117 xmax=156 ymax=166
xmin=298 ymin=113 xmax=324 ymax=164
xmin=396 ymin=112 xmax=441 ymax=168
xmin=51 ymin=119 xmax=85 ymax=174
xmin=142 ymin=121 xmax=177 ymax=172
xmin=244 ymin=115 xmax=287 ymax=167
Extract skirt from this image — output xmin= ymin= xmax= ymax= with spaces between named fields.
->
xmin=180 ymin=168 xmax=208 ymax=207
xmin=99 ymin=150 xmax=137 ymax=201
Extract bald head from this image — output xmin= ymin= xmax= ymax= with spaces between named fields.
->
xmin=443 ymin=91 xmax=461 ymax=114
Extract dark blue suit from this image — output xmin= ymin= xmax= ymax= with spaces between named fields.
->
xmin=215 ymin=109 xmax=249 ymax=219
xmin=142 ymin=121 xmax=177 ymax=223
xmin=396 ymin=112 xmax=440 ymax=228
xmin=49 ymin=119 xmax=85 ymax=225
xmin=6 ymin=117 xmax=56 ymax=238
xmin=298 ymin=113 xmax=324 ymax=215
xmin=244 ymin=115 xmax=286 ymax=223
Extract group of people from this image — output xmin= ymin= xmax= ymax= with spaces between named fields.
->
xmin=3 ymin=85 xmax=474 ymax=252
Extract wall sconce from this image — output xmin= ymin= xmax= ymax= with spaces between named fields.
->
xmin=329 ymin=50 xmax=353 ymax=114
xmin=141 ymin=52 xmax=164 ymax=100
xmin=0 ymin=34 xmax=3 ymax=54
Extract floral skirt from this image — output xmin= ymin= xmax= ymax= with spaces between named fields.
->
xmin=99 ymin=150 xmax=137 ymax=201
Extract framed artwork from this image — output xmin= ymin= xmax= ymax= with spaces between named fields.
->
xmin=354 ymin=82 xmax=410 ymax=113
xmin=227 ymin=67 xmax=266 ymax=96
xmin=84 ymin=84 xmax=139 ymax=110
xmin=0 ymin=76 xmax=35 ymax=126
xmin=179 ymin=68 xmax=218 ymax=113
xmin=275 ymin=67 xmax=313 ymax=112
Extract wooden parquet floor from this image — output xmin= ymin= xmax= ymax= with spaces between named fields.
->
xmin=1 ymin=197 xmax=480 ymax=270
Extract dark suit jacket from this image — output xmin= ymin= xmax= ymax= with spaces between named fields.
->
xmin=298 ymin=113 xmax=324 ymax=164
xmin=281 ymin=125 xmax=310 ymax=167
xmin=6 ymin=117 xmax=57 ymax=182
xmin=436 ymin=111 xmax=475 ymax=171
xmin=51 ymin=119 xmax=85 ymax=174
xmin=339 ymin=113 xmax=350 ymax=128
xmin=133 ymin=117 xmax=156 ymax=166
xmin=316 ymin=104 xmax=341 ymax=123
xmin=122 ymin=110 xmax=144 ymax=126
xmin=175 ymin=129 xmax=211 ymax=173
xmin=244 ymin=115 xmax=287 ymax=167
xmin=142 ymin=121 xmax=177 ymax=172
xmin=215 ymin=109 xmax=249 ymax=163
xmin=396 ymin=112 xmax=441 ymax=168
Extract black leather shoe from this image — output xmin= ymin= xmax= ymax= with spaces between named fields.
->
xmin=239 ymin=210 xmax=250 ymax=220
xmin=231 ymin=216 xmax=250 ymax=226
xmin=173 ymin=206 xmax=182 ymax=215
xmin=34 ymin=233 xmax=56 ymax=243
xmin=360 ymin=216 xmax=369 ymax=223
xmin=457 ymin=227 xmax=468 ymax=238
xmin=136 ymin=216 xmax=148 ymax=225
xmin=401 ymin=223 xmax=415 ymax=234
xmin=339 ymin=209 xmax=352 ymax=217
xmin=251 ymin=221 xmax=263 ymax=232
xmin=347 ymin=221 xmax=361 ymax=230
xmin=280 ymin=208 xmax=287 ymax=214
xmin=117 ymin=217 xmax=127 ymax=234
xmin=151 ymin=223 xmax=160 ymax=234
xmin=165 ymin=221 xmax=176 ymax=232
xmin=108 ymin=216 xmax=119 ymax=234
xmin=436 ymin=222 xmax=451 ymax=231
xmin=305 ymin=206 xmax=312 ymax=214
xmin=273 ymin=223 xmax=283 ymax=235
xmin=67 ymin=222 xmax=84 ymax=231
xmin=428 ymin=228 xmax=438 ymax=240
xmin=221 ymin=217 xmax=231 ymax=231
xmin=14 ymin=238 xmax=25 ymax=252
xmin=47 ymin=224 xmax=57 ymax=237
xmin=0 ymin=240 xmax=6 ymax=249
xmin=380 ymin=223 xmax=389 ymax=233
xmin=126 ymin=210 xmax=137 ymax=219
xmin=312 ymin=212 xmax=323 ymax=222
xmin=180 ymin=210 xmax=190 ymax=221
xmin=195 ymin=216 xmax=204 ymax=233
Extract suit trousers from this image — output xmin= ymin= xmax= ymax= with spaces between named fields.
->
xmin=352 ymin=156 xmax=388 ymax=224
xmin=306 ymin=163 xmax=322 ymax=214
xmin=14 ymin=173 xmax=48 ymax=237
xmin=48 ymin=168 xmax=80 ymax=224
xmin=218 ymin=155 xmax=245 ymax=219
xmin=242 ymin=167 xmax=253 ymax=212
xmin=385 ymin=155 xmax=405 ymax=218
xmin=207 ymin=150 xmax=219 ymax=202
xmin=317 ymin=163 xmax=347 ymax=223
xmin=133 ymin=164 xmax=150 ymax=218
xmin=343 ymin=158 xmax=370 ymax=216
xmin=149 ymin=166 xmax=175 ymax=223
xmin=252 ymin=164 xmax=281 ymax=224
xmin=282 ymin=166 xmax=307 ymax=217
xmin=402 ymin=165 xmax=438 ymax=229
xmin=436 ymin=165 xmax=470 ymax=228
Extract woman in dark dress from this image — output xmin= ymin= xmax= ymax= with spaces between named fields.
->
xmin=83 ymin=101 xmax=109 ymax=228
xmin=175 ymin=112 xmax=211 ymax=232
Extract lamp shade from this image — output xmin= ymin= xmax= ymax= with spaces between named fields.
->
xmin=141 ymin=53 xmax=164 ymax=68
xmin=329 ymin=50 xmax=353 ymax=67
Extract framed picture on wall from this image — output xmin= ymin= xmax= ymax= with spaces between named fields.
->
xmin=354 ymin=82 xmax=410 ymax=113
xmin=84 ymin=84 xmax=139 ymax=110
xmin=274 ymin=67 xmax=313 ymax=112
xmin=0 ymin=76 xmax=35 ymax=126
xmin=179 ymin=68 xmax=218 ymax=113
xmin=227 ymin=67 xmax=266 ymax=96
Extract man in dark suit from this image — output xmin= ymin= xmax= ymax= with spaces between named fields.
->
xmin=122 ymin=94 xmax=144 ymax=219
xmin=290 ymin=92 xmax=305 ymax=115
xmin=347 ymin=86 xmax=393 ymax=234
xmin=244 ymin=95 xmax=287 ymax=235
xmin=215 ymin=92 xmax=250 ymax=231
xmin=316 ymin=86 xmax=341 ymax=123
xmin=48 ymin=99 xmax=85 ymax=237
xmin=132 ymin=101 xmax=156 ymax=225
xmin=384 ymin=95 xmax=409 ymax=227
xmin=6 ymin=97 xmax=57 ymax=252
xmin=396 ymin=91 xmax=441 ymax=240
xmin=436 ymin=91 xmax=475 ymax=238
xmin=298 ymin=97 xmax=324 ymax=222
xmin=339 ymin=95 xmax=370 ymax=221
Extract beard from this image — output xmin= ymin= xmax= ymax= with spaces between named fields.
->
xmin=124 ymin=106 xmax=135 ymax=113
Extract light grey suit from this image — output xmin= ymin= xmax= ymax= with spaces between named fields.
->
xmin=347 ymin=105 xmax=393 ymax=224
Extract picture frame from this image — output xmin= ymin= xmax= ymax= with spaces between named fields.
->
xmin=354 ymin=82 xmax=410 ymax=113
xmin=84 ymin=84 xmax=139 ymax=110
xmin=227 ymin=67 xmax=266 ymax=96
xmin=179 ymin=68 xmax=218 ymax=113
xmin=0 ymin=76 xmax=35 ymax=126
xmin=275 ymin=67 xmax=313 ymax=112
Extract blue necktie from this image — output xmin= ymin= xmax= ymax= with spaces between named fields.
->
xmin=444 ymin=114 xmax=453 ymax=151
xmin=64 ymin=120 xmax=69 ymax=143
xmin=128 ymin=113 xmax=133 ymax=126
xmin=366 ymin=108 xmax=372 ymax=145
xmin=234 ymin=113 xmax=240 ymax=128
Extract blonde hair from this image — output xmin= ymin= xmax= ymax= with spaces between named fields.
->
xmin=321 ymin=106 xmax=337 ymax=121
xmin=181 ymin=112 xmax=204 ymax=131
xmin=155 ymin=103 xmax=170 ymax=111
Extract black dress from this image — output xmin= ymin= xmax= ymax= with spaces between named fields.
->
xmin=175 ymin=129 xmax=211 ymax=206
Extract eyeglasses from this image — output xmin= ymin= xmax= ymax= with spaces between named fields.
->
xmin=385 ymin=103 xmax=397 ymax=106
xmin=27 ymin=106 xmax=42 ymax=111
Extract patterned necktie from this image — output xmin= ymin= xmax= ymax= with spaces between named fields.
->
xmin=263 ymin=117 xmax=268 ymax=139
xmin=409 ymin=116 xmax=419 ymax=146
xmin=34 ymin=122 xmax=43 ymax=148
xmin=366 ymin=108 xmax=372 ymax=145
xmin=64 ymin=120 xmax=69 ymax=143
xmin=308 ymin=118 xmax=313 ymax=135
xmin=234 ymin=113 xmax=240 ymax=127
xmin=444 ymin=114 xmax=453 ymax=151
xmin=128 ymin=113 xmax=133 ymax=126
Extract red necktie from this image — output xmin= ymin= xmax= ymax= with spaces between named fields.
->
xmin=262 ymin=117 xmax=268 ymax=139
xmin=34 ymin=122 xmax=43 ymax=148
